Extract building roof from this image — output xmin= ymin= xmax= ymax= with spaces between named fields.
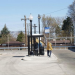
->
xmin=50 ymin=40 xmax=70 ymax=43
xmin=28 ymin=34 xmax=44 ymax=37
xmin=3 ymin=41 xmax=24 ymax=44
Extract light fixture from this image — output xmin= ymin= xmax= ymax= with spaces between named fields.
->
xmin=29 ymin=14 xmax=33 ymax=20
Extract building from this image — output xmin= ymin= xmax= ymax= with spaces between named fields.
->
xmin=1 ymin=41 xmax=24 ymax=47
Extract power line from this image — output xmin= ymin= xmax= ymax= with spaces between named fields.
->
xmin=42 ymin=7 xmax=68 ymax=16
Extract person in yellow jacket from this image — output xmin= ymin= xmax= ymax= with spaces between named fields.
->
xmin=47 ymin=42 xmax=53 ymax=57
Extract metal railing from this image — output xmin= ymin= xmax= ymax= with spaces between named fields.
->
xmin=0 ymin=46 xmax=75 ymax=51
xmin=44 ymin=46 xmax=75 ymax=50
xmin=0 ymin=47 xmax=28 ymax=51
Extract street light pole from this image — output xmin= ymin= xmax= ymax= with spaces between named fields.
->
xmin=29 ymin=14 xmax=33 ymax=52
xmin=30 ymin=20 xmax=32 ymax=52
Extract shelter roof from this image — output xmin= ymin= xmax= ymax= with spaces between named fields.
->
xmin=28 ymin=34 xmax=44 ymax=37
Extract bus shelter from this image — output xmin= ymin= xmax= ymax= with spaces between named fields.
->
xmin=28 ymin=34 xmax=44 ymax=56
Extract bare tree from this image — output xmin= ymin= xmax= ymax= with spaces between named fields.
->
xmin=68 ymin=0 xmax=75 ymax=45
xmin=68 ymin=0 xmax=75 ymax=21
xmin=41 ymin=15 xmax=64 ymax=37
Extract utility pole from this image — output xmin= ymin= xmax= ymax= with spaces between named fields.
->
xmin=27 ymin=23 xmax=30 ymax=35
xmin=7 ymin=34 xmax=9 ymax=50
xmin=33 ymin=24 xmax=37 ymax=33
xmin=21 ymin=15 xmax=28 ymax=46
xmin=38 ymin=14 xmax=41 ymax=55
xmin=33 ymin=24 xmax=37 ymax=44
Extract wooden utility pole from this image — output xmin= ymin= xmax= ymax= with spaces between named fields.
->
xmin=25 ymin=16 xmax=27 ymax=46
xmin=38 ymin=14 xmax=41 ymax=55
xmin=21 ymin=15 xmax=28 ymax=46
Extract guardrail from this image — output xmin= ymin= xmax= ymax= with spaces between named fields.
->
xmin=44 ymin=46 xmax=75 ymax=50
xmin=0 ymin=47 xmax=28 ymax=51
xmin=0 ymin=46 xmax=75 ymax=51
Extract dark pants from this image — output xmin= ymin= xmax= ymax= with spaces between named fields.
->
xmin=47 ymin=50 xmax=52 ymax=57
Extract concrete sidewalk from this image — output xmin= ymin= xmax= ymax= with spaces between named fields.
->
xmin=15 ymin=52 xmax=69 ymax=75
xmin=0 ymin=50 xmax=74 ymax=75
xmin=23 ymin=52 xmax=58 ymax=62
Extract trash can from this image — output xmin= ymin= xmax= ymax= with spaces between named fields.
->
xmin=40 ymin=47 xmax=44 ymax=55
xmin=34 ymin=48 xmax=38 ymax=56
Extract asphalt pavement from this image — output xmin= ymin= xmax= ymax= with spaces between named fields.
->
xmin=53 ymin=49 xmax=75 ymax=75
